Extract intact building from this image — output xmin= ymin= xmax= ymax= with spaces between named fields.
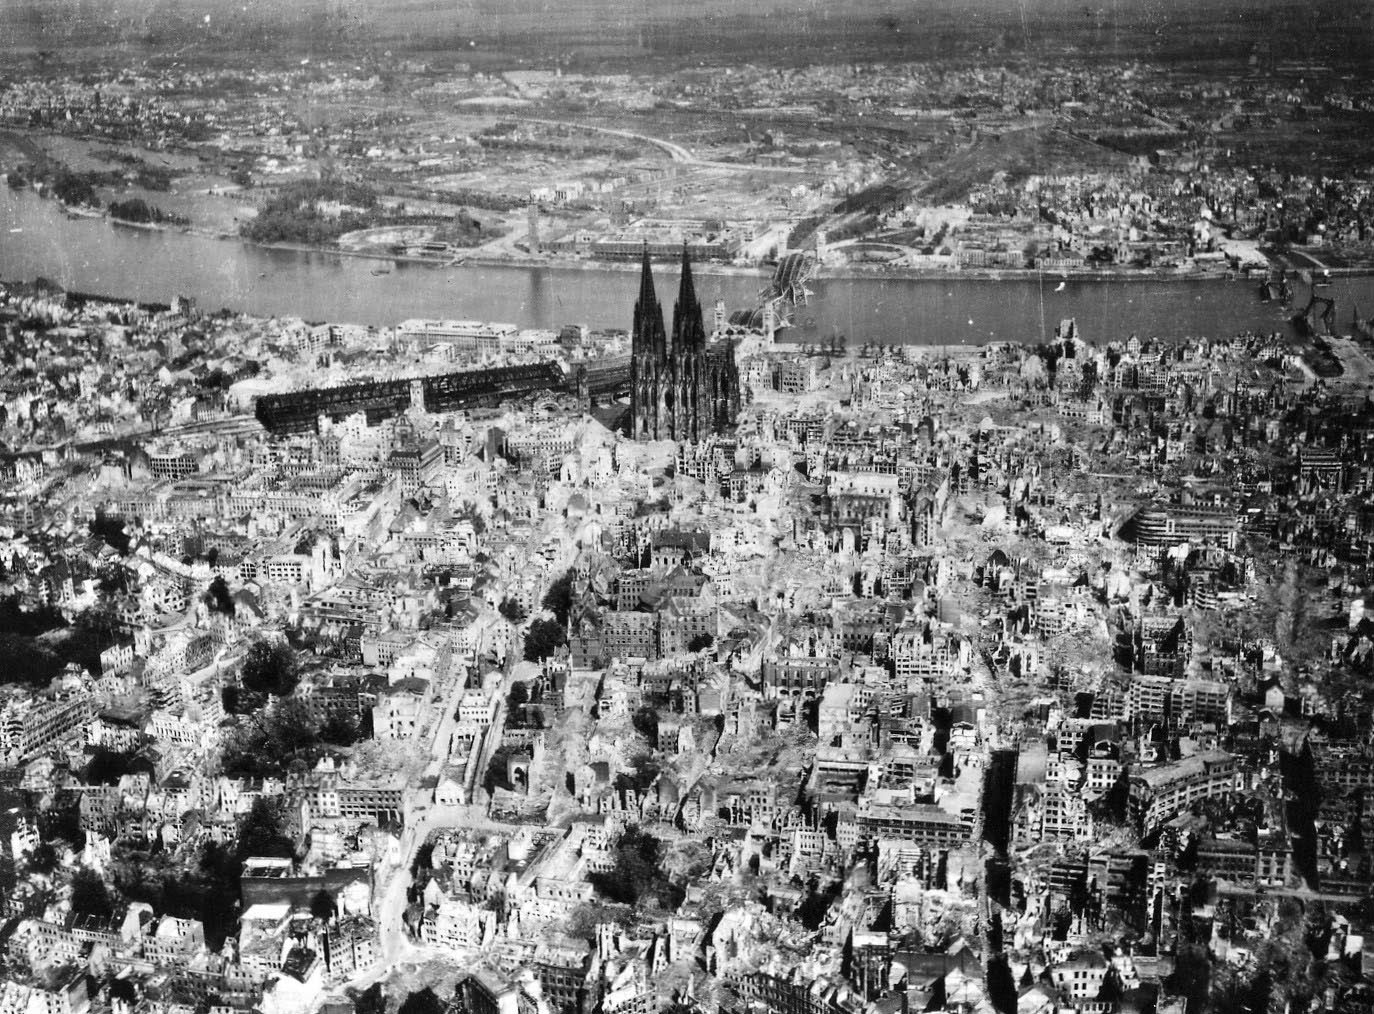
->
xmin=629 ymin=246 xmax=740 ymax=442
xmin=1128 ymin=503 xmax=1237 ymax=553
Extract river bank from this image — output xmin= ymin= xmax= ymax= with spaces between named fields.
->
xmin=233 ymin=237 xmax=1271 ymax=285
xmin=10 ymin=183 xmax=1374 ymax=342
xmin=242 ymin=234 xmax=1374 ymax=285
xmin=24 ymin=173 xmax=1374 ymax=287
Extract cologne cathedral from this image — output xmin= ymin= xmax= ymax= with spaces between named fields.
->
xmin=629 ymin=246 xmax=741 ymax=442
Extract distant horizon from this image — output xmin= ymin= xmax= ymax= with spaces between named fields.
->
xmin=4 ymin=0 xmax=1370 ymax=62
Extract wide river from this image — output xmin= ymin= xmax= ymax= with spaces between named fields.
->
xmin=6 ymin=186 xmax=1374 ymax=345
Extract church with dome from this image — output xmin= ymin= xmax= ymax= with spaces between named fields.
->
xmin=628 ymin=246 xmax=741 ymax=442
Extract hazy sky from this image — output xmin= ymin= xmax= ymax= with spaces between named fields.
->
xmin=1 ymin=0 xmax=1354 ymax=55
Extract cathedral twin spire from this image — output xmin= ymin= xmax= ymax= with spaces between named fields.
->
xmin=629 ymin=242 xmax=739 ymax=442
xmin=633 ymin=243 xmax=667 ymax=359
xmin=670 ymin=243 xmax=707 ymax=355
xmin=633 ymin=243 xmax=706 ymax=360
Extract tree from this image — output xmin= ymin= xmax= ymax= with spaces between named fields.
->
xmin=109 ymin=198 xmax=185 ymax=226
xmin=352 ymin=984 xmax=385 ymax=1014
xmin=260 ymin=696 xmax=318 ymax=760
xmin=507 ymin=680 xmax=530 ymax=715
xmin=51 ymin=171 xmax=99 ymax=208
xmin=221 ymin=696 xmax=334 ymax=776
xmin=589 ymin=825 xmax=683 ymax=910
xmin=687 ymin=632 xmax=714 ymax=653
xmin=240 ymin=178 xmax=381 ymax=245
xmin=498 ymin=597 xmax=527 ymax=623
xmin=205 ymin=576 xmax=235 ymax=616
xmin=542 ymin=571 xmax=574 ymax=626
xmin=309 ymin=888 xmax=336 ymax=922
xmin=191 ymin=840 xmax=244 ymax=949
xmin=236 ymin=797 xmax=295 ymax=863
xmin=70 ymin=867 xmax=114 ymax=920
xmin=396 ymin=988 xmax=445 ymax=1014
xmin=239 ymin=639 xmax=300 ymax=697
xmin=631 ymin=706 xmax=659 ymax=743
xmin=26 ymin=840 xmax=60 ymax=874
xmin=524 ymin=618 xmax=567 ymax=662
xmin=615 ymin=752 xmax=661 ymax=794
xmin=85 ymin=748 xmax=140 ymax=785
xmin=319 ymin=710 xmax=363 ymax=746
xmin=795 ymin=878 xmax=841 ymax=929
xmin=89 ymin=511 xmax=131 ymax=554
xmin=565 ymin=901 xmax=629 ymax=943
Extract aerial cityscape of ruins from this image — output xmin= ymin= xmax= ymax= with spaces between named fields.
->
xmin=6 ymin=2 xmax=1374 ymax=1013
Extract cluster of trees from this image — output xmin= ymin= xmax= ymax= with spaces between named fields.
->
xmin=204 ymin=576 xmax=236 ymax=616
xmin=93 ymin=148 xmax=144 ymax=166
xmin=0 ymin=592 xmax=118 ymax=686
xmin=631 ymin=705 xmax=658 ymax=742
xmin=236 ymin=796 xmax=296 ymax=861
xmin=113 ymin=796 xmax=293 ymax=949
xmin=85 ymin=747 xmax=147 ymax=785
xmin=589 ymin=825 xmax=684 ymax=910
xmin=483 ymin=744 xmax=523 ymax=794
xmin=687 ymin=632 xmax=714 ymax=652
xmin=131 ymin=165 xmax=177 ymax=191
xmin=50 ymin=171 xmax=101 ymax=207
xmin=197 ymin=362 xmax=259 ymax=390
xmin=70 ymin=867 xmax=115 ymax=920
xmin=219 ymin=695 xmax=364 ymax=777
xmin=477 ymin=134 xmax=635 ymax=161
xmin=376 ymin=177 xmax=522 ymax=211
xmin=24 ymin=840 xmax=61 ymax=874
xmin=794 ymin=876 xmax=842 ymax=930
xmin=238 ymin=639 xmax=300 ymax=697
xmin=430 ymin=210 xmax=487 ymax=247
xmin=0 ymin=593 xmax=65 ymax=638
xmin=240 ymin=178 xmax=381 ymax=246
xmin=1206 ymin=898 xmax=1338 ymax=1014
xmin=787 ymin=215 xmax=824 ymax=249
xmin=506 ymin=678 xmax=529 ymax=709
xmin=350 ymin=984 xmax=385 ymax=1014
xmin=393 ymin=988 xmax=446 ymax=1014
xmin=218 ymin=638 xmax=368 ymax=774
xmin=523 ymin=617 xmax=566 ymax=661
xmin=6 ymin=165 xmax=104 ymax=207
xmin=108 ymin=197 xmax=189 ymax=226
xmin=542 ymin=571 xmax=573 ymax=626
xmin=90 ymin=511 xmax=132 ymax=554
xmin=86 ymin=149 xmax=178 ymax=190
xmin=503 ymin=570 xmax=576 ymax=632
xmin=613 ymin=752 xmax=660 ymax=795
